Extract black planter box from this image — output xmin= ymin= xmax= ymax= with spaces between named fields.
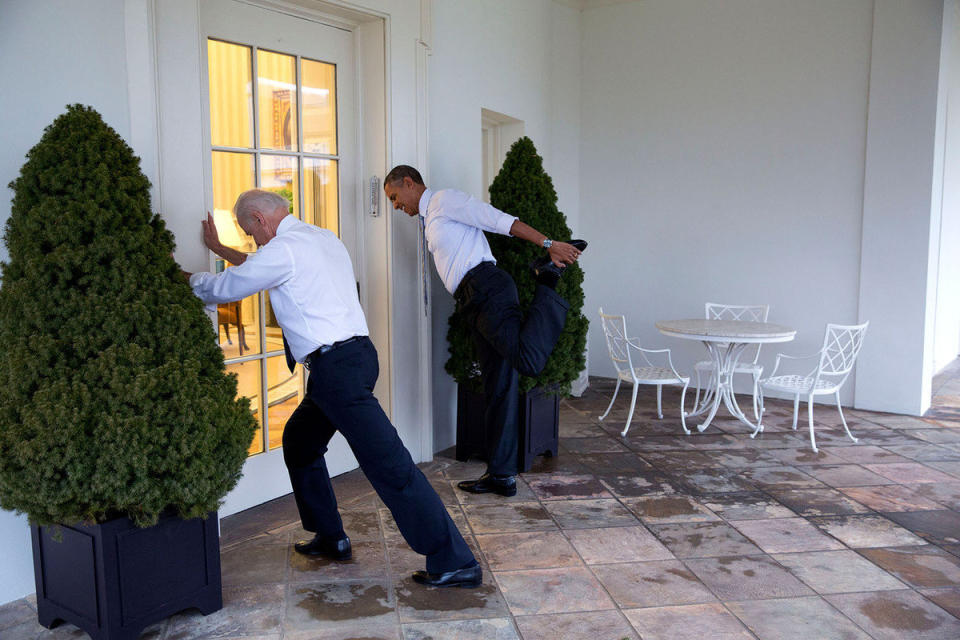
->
xmin=31 ymin=511 xmax=222 ymax=640
xmin=455 ymin=384 xmax=559 ymax=472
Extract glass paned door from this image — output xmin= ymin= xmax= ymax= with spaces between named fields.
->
xmin=206 ymin=38 xmax=340 ymax=456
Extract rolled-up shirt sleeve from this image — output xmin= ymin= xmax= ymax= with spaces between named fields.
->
xmin=189 ymin=241 xmax=295 ymax=304
xmin=442 ymin=192 xmax=517 ymax=236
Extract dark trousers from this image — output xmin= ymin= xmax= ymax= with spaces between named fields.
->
xmin=455 ymin=262 xmax=570 ymax=476
xmin=282 ymin=336 xmax=474 ymax=574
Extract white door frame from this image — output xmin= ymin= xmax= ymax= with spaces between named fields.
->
xmin=129 ymin=0 xmax=434 ymax=518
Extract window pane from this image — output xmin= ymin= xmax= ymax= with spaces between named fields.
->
xmin=217 ymin=292 xmax=261 ymax=357
xmin=258 ymin=50 xmax=298 ymax=151
xmin=208 ymin=40 xmax=253 ymax=148
xmin=261 ymin=155 xmax=299 ymax=218
xmin=266 ymin=355 xmax=302 ymax=450
xmin=211 ymin=151 xmax=257 ymax=253
xmin=302 ymin=59 xmax=337 ymax=154
xmin=303 ymin=159 xmax=339 ymax=234
xmin=263 ymin=290 xmax=285 ymax=355
xmin=227 ymin=360 xmax=264 ymax=455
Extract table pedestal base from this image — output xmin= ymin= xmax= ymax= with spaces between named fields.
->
xmin=685 ymin=341 xmax=761 ymax=433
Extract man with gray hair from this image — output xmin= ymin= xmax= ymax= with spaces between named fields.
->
xmin=185 ymin=189 xmax=480 ymax=588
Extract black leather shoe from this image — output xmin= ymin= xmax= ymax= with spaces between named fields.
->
xmin=569 ymin=239 xmax=588 ymax=252
xmin=457 ymin=473 xmax=517 ymax=497
xmin=294 ymin=534 xmax=352 ymax=560
xmin=412 ymin=562 xmax=482 ymax=588
xmin=530 ymin=256 xmax=564 ymax=288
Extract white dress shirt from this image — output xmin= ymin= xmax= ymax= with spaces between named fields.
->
xmin=190 ymin=215 xmax=369 ymax=363
xmin=419 ymin=188 xmax=518 ymax=294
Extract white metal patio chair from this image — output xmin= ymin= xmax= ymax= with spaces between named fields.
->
xmin=693 ymin=303 xmax=769 ymax=421
xmin=597 ymin=308 xmax=691 ymax=436
xmin=755 ymin=322 xmax=869 ymax=452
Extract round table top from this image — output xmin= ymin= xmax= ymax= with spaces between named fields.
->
xmin=656 ymin=319 xmax=797 ymax=343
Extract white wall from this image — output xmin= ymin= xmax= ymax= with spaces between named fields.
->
xmin=933 ymin=0 xmax=960 ymax=374
xmin=581 ymin=0 xmax=872 ymax=402
xmin=0 ymin=0 xmax=132 ymax=605
xmin=426 ymin=0 xmax=582 ymax=451
xmin=427 ymin=0 xmax=582 ymax=451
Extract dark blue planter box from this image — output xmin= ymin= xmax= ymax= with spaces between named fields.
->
xmin=456 ymin=384 xmax=559 ymax=472
xmin=31 ymin=511 xmax=222 ymax=640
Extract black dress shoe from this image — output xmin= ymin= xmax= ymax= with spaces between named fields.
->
xmin=530 ymin=256 xmax=564 ymax=288
xmin=457 ymin=473 xmax=517 ymax=497
xmin=569 ymin=239 xmax=588 ymax=252
xmin=294 ymin=534 xmax=352 ymax=560
xmin=412 ymin=562 xmax=482 ymax=588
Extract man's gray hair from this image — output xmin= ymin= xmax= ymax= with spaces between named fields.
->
xmin=233 ymin=189 xmax=289 ymax=224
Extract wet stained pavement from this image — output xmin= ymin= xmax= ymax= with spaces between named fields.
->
xmin=5 ymin=364 xmax=960 ymax=639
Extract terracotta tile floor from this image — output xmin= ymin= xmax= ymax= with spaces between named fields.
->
xmin=6 ymin=364 xmax=960 ymax=639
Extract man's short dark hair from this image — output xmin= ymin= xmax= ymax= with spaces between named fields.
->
xmin=385 ymin=165 xmax=424 ymax=186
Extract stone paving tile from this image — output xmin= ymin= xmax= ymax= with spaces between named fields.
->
xmin=730 ymin=518 xmax=845 ymax=554
xmin=494 ymin=567 xmax=615 ymax=616
xmin=880 ymin=510 xmax=960 ymax=546
xmin=911 ymin=429 xmax=960 ymax=444
xmin=803 ymin=464 xmax=897 ymax=487
xmin=597 ymin=471 xmax=680 ymax=497
xmin=683 ymin=555 xmax=814 ymax=601
xmin=858 ymin=545 xmax=960 ymax=588
xmin=926 ymin=459 xmax=960 ymax=478
xmin=772 ymin=549 xmax=905 ymax=593
xmin=909 ymin=481 xmax=960 ymax=510
xmin=862 ymin=462 xmax=959 ymax=484
xmin=708 ymin=448 xmax=784 ymax=469
xmin=451 ymin=477 xmax=539 ymax=505
xmin=640 ymin=449 xmax=719 ymax=470
xmin=726 ymin=596 xmax=872 ymax=640
xmin=560 ymin=436 xmax=630 ymax=454
xmin=838 ymin=484 xmax=945 ymax=512
xmin=542 ymin=497 xmax=639 ymax=529
xmin=623 ymin=603 xmax=753 ymax=640
xmin=826 ymin=589 xmax=960 ymax=639
xmin=766 ymin=447 xmax=849 ymax=466
xmin=577 ymin=453 xmax=653 ymax=474
xmin=523 ymin=474 xmax=612 ymax=501
xmin=882 ymin=443 xmax=960 ymax=462
xmin=475 ymin=531 xmax=581 ymax=571
xmin=809 ymin=515 xmax=926 ymax=548
xmin=288 ymin=539 xmax=388 ymax=582
xmin=739 ymin=465 xmax=825 ymax=489
xmin=623 ymin=495 xmax=720 ymax=525
xmin=222 ymin=538 xmax=289 ymax=586
xmin=165 ymin=583 xmax=285 ymax=639
xmin=462 ymin=502 xmax=557 ymax=534
xmin=649 ymin=522 xmax=762 ymax=558
xmin=401 ymin=618 xmax=518 ymax=640
xmin=821 ymin=445 xmax=913 ymax=464
xmin=670 ymin=468 xmax=758 ymax=494
xmin=524 ymin=453 xmax=591 ymax=474
xmin=394 ymin=574 xmax=509 ymax=622
xmin=592 ymin=560 xmax=717 ymax=608
xmin=0 ymin=599 xmax=38 ymax=631
xmin=284 ymin=580 xmax=396 ymax=632
xmin=765 ymin=488 xmax=871 ymax=517
xmin=699 ymin=492 xmax=796 ymax=520
xmin=565 ymin=525 xmax=675 ymax=564
xmin=287 ymin=626 xmax=399 ymax=640
xmin=515 ymin=610 xmax=638 ymax=640
xmin=918 ymin=587 xmax=960 ymax=619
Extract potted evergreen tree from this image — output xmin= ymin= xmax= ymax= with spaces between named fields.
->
xmin=0 ymin=105 xmax=257 ymax=639
xmin=446 ymin=136 xmax=588 ymax=471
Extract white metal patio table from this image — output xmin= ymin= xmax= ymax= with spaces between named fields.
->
xmin=656 ymin=319 xmax=797 ymax=433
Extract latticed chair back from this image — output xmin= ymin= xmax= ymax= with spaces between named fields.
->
xmin=705 ymin=303 xmax=770 ymax=364
xmin=599 ymin=307 xmax=635 ymax=379
xmin=814 ymin=322 xmax=869 ymax=389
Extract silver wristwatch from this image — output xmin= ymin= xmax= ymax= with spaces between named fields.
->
xmin=542 ymin=238 xmax=553 ymax=249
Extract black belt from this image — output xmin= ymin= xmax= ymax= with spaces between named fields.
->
xmin=303 ymin=336 xmax=365 ymax=368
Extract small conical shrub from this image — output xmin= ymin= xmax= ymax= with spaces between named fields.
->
xmin=446 ymin=136 xmax=588 ymax=394
xmin=0 ymin=105 xmax=257 ymax=527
